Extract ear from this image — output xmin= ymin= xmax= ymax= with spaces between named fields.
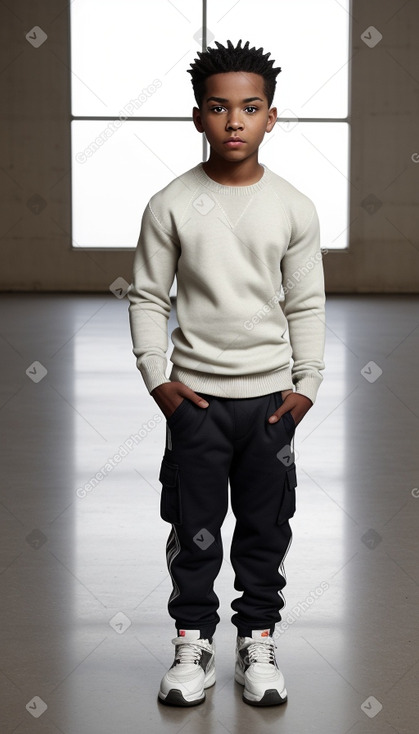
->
xmin=193 ymin=106 xmax=205 ymax=133
xmin=266 ymin=106 xmax=277 ymax=133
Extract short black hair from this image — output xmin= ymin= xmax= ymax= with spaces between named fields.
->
xmin=187 ymin=39 xmax=281 ymax=109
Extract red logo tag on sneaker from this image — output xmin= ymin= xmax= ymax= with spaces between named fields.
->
xmin=252 ymin=629 xmax=270 ymax=638
xmin=179 ymin=630 xmax=186 ymax=636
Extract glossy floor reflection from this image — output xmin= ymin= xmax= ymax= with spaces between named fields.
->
xmin=0 ymin=293 xmax=418 ymax=734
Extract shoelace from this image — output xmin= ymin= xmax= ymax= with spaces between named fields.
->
xmin=174 ymin=640 xmax=209 ymax=665
xmin=246 ymin=640 xmax=276 ymax=665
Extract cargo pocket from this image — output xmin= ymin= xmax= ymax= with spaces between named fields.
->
xmin=277 ymin=465 xmax=297 ymax=525
xmin=159 ymin=457 xmax=182 ymax=525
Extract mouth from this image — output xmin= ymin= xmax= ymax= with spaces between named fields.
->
xmin=224 ymin=137 xmax=246 ymax=148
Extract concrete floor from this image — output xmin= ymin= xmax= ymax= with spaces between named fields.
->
xmin=0 ymin=293 xmax=418 ymax=734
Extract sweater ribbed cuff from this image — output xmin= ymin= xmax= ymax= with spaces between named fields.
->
xmin=138 ymin=357 xmax=170 ymax=394
xmin=294 ymin=374 xmax=323 ymax=404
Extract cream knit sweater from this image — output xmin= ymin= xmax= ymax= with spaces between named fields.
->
xmin=128 ymin=162 xmax=326 ymax=403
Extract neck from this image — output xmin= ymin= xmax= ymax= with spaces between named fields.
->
xmin=202 ymin=152 xmax=263 ymax=186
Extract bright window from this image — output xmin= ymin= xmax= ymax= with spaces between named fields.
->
xmin=71 ymin=0 xmax=351 ymax=249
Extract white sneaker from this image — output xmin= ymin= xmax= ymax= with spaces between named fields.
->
xmin=158 ymin=629 xmax=216 ymax=706
xmin=235 ymin=629 xmax=287 ymax=706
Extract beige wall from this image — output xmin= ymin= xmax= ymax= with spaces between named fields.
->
xmin=0 ymin=1 xmax=418 ymax=292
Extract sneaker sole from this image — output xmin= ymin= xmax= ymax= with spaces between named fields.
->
xmin=158 ymin=689 xmax=206 ymax=707
xmin=242 ymin=687 xmax=288 ymax=707
xmin=158 ymin=668 xmax=216 ymax=707
xmin=235 ymin=669 xmax=287 ymax=706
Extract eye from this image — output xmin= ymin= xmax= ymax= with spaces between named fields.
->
xmin=245 ymin=106 xmax=258 ymax=114
xmin=210 ymin=106 xmax=226 ymax=113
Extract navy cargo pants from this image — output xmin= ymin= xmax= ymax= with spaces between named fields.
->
xmin=158 ymin=390 xmax=297 ymax=640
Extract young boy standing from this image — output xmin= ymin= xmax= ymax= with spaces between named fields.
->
xmin=128 ymin=40 xmax=325 ymax=707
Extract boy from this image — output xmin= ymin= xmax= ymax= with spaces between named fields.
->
xmin=128 ymin=39 xmax=325 ymax=707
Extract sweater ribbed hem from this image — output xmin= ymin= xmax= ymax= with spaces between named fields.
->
xmin=169 ymin=365 xmax=294 ymax=399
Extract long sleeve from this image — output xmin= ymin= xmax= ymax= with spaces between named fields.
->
xmin=281 ymin=205 xmax=326 ymax=403
xmin=128 ymin=201 xmax=180 ymax=393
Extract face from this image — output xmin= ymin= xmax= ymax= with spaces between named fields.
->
xmin=193 ymin=72 xmax=277 ymax=164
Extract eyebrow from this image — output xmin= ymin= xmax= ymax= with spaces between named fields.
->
xmin=206 ymin=96 xmax=264 ymax=104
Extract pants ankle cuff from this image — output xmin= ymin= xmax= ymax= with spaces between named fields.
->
xmin=237 ymin=625 xmax=275 ymax=638
xmin=176 ymin=626 xmax=216 ymax=640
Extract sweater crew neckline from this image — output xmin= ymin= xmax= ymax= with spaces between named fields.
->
xmin=194 ymin=162 xmax=270 ymax=196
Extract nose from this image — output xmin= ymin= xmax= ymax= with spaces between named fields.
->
xmin=226 ymin=111 xmax=244 ymax=131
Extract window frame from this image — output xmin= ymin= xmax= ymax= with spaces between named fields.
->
xmin=69 ymin=0 xmax=352 ymax=251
